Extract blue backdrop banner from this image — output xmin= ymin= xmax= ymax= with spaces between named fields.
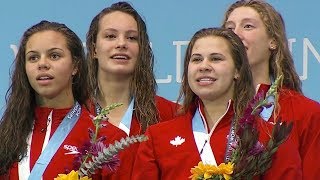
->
xmin=0 ymin=0 xmax=319 ymax=116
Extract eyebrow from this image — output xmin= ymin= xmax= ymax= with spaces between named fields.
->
xmin=26 ymin=48 xmax=64 ymax=55
xmin=191 ymin=53 xmax=201 ymax=56
xmin=103 ymin=28 xmax=138 ymax=34
xmin=191 ymin=53 xmax=223 ymax=57
xmin=25 ymin=51 xmax=37 ymax=56
xmin=47 ymin=48 xmax=64 ymax=52
xmin=228 ymin=16 xmax=258 ymax=23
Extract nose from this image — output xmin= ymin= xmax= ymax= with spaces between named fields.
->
xmin=233 ymin=26 xmax=244 ymax=40
xmin=116 ymin=36 xmax=127 ymax=50
xmin=199 ymin=59 xmax=212 ymax=72
xmin=38 ymin=57 xmax=50 ymax=70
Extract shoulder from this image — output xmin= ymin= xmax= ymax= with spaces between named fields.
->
xmin=155 ymin=95 xmax=178 ymax=108
xmin=147 ymin=113 xmax=191 ymax=137
xmin=279 ymin=88 xmax=320 ymax=109
xmin=278 ymin=88 xmax=320 ymax=119
xmin=155 ymin=95 xmax=180 ymax=122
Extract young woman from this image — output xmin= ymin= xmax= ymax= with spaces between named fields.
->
xmin=0 ymin=20 xmax=126 ymax=179
xmin=222 ymin=1 xmax=320 ymax=178
xmin=132 ymin=28 xmax=301 ymax=180
xmin=86 ymin=2 xmax=178 ymax=179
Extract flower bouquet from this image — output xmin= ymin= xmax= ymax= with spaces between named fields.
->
xmin=190 ymin=76 xmax=293 ymax=180
xmin=55 ymin=103 xmax=148 ymax=180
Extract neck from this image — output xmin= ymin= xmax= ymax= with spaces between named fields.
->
xmin=97 ymin=76 xmax=131 ymax=107
xmin=36 ymin=93 xmax=75 ymax=109
xmin=201 ymin=98 xmax=230 ymax=130
xmin=251 ymin=62 xmax=271 ymax=89
xmin=96 ymin=76 xmax=132 ymax=126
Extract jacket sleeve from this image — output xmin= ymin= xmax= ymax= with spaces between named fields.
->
xmin=299 ymin=110 xmax=320 ymax=179
xmin=132 ymin=128 xmax=160 ymax=180
xmin=262 ymin=125 xmax=303 ymax=180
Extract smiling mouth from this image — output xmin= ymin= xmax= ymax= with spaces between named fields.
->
xmin=197 ymin=78 xmax=216 ymax=82
xmin=111 ymin=54 xmax=130 ymax=60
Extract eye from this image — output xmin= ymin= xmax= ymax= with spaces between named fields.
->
xmin=244 ymin=24 xmax=254 ymax=29
xmin=224 ymin=22 xmax=235 ymax=31
xmin=26 ymin=54 xmax=39 ymax=62
xmin=50 ymin=53 xmax=61 ymax=60
xmin=127 ymin=36 xmax=138 ymax=41
xmin=105 ymin=34 xmax=116 ymax=39
xmin=191 ymin=57 xmax=202 ymax=62
xmin=225 ymin=25 xmax=235 ymax=31
xmin=210 ymin=55 xmax=224 ymax=62
xmin=212 ymin=57 xmax=223 ymax=61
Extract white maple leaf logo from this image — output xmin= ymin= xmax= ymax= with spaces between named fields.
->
xmin=170 ymin=136 xmax=185 ymax=147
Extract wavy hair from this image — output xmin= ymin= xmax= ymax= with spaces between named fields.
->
xmin=86 ymin=2 xmax=158 ymax=132
xmin=222 ymin=0 xmax=302 ymax=93
xmin=0 ymin=20 xmax=88 ymax=174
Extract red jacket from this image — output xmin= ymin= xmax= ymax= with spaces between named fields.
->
xmin=99 ymin=95 xmax=179 ymax=180
xmin=132 ymin=101 xmax=302 ymax=180
xmin=258 ymin=84 xmax=320 ymax=179
xmin=3 ymin=105 xmax=127 ymax=180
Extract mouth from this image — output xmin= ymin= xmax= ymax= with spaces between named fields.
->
xmin=36 ymin=74 xmax=54 ymax=81
xmin=110 ymin=54 xmax=130 ymax=60
xmin=197 ymin=77 xmax=217 ymax=82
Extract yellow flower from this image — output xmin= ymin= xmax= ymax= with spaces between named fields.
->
xmin=54 ymin=170 xmax=92 ymax=180
xmin=218 ymin=162 xmax=234 ymax=180
xmin=190 ymin=161 xmax=234 ymax=180
xmin=218 ymin=162 xmax=234 ymax=174
xmin=190 ymin=161 xmax=220 ymax=180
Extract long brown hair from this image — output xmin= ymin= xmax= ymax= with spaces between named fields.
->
xmin=86 ymin=2 xmax=158 ymax=132
xmin=0 ymin=20 xmax=88 ymax=174
xmin=177 ymin=27 xmax=255 ymax=120
xmin=222 ymin=0 xmax=302 ymax=93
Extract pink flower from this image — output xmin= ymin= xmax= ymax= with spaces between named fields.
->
xmin=248 ymin=141 xmax=265 ymax=156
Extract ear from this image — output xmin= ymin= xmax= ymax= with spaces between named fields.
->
xmin=234 ymin=70 xmax=240 ymax=80
xmin=269 ymin=39 xmax=277 ymax=50
xmin=93 ymin=43 xmax=98 ymax=59
xmin=72 ymin=68 xmax=78 ymax=76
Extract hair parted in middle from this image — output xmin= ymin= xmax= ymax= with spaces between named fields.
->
xmin=222 ymin=0 xmax=302 ymax=93
xmin=86 ymin=1 xmax=158 ymax=132
xmin=177 ymin=27 xmax=255 ymax=120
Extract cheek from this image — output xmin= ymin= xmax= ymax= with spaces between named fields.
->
xmin=58 ymin=63 xmax=75 ymax=77
xmin=96 ymin=42 xmax=111 ymax=56
xmin=25 ymin=64 xmax=35 ymax=78
xmin=187 ymin=69 xmax=195 ymax=88
xmin=242 ymin=32 xmax=258 ymax=45
xmin=132 ymin=45 xmax=139 ymax=57
xmin=187 ymin=65 xmax=193 ymax=79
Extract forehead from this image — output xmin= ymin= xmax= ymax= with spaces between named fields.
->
xmin=99 ymin=11 xmax=138 ymax=31
xmin=227 ymin=6 xmax=262 ymax=22
xmin=192 ymin=36 xmax=231 ymax=54
xmin=26 ymin=30 xmax=67 ymax=50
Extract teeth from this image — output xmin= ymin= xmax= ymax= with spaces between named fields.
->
xmin=112 ymin=55 xmax=128 ymax=59
xmin=199 ymin=78 xmax=214 ymax=82
xmin=39 ymin=76 xmax=50 ymax=80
